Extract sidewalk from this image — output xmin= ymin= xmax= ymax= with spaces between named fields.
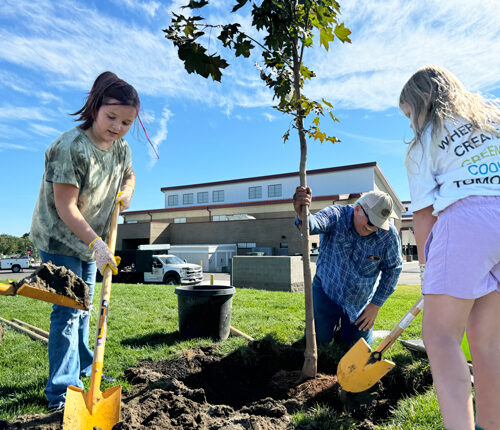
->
xmin=398 ymin=261 xmax=420 ymax=285
xmin=199 ymin=261 xmax=420 ymax=287
xmin=199 ymin=272 xmax=231 ymax=286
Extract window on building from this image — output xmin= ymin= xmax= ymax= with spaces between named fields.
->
xmin=183 ymin=193 xmax=194 ymax=205
xmin=174 ymin=217 xmax=186 ymax=223
xmin=197 ymin=191 xmax=208 ymax=203
xmin=213 ymin=190 xmax=224 ymax=202
xmin=213 ymin=215 xmax=228 ymax=221
xmin=268 ymin=184 xmax=282 ymax=198
xmin=237 ymin=242 xmax=257 ymax=248
xmin=280 ymin=242 xmax=288 ymax=248
xmin=167 ymin=195 xmax=178 ymax=206
xmin=248 ymin=186 xmax=262 ymax=199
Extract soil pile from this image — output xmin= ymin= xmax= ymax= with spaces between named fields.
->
xmin=0 ymin=339 xmax=432 ymax=429
xmin=14 ymin=263 xmax=90 ymax=309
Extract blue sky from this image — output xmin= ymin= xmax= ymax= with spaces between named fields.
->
xmin=1 ymin=0 xmax=499 ymax=237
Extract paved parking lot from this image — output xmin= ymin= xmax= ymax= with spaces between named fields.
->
xmin=1 ymin=262 xmax=420 ymax=285
xmin=0 ymin=267 xmax=36 ymax=281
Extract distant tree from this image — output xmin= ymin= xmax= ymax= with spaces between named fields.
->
xmin=0 ymin=233 xmax=38 ymax=258
xmin=165 ymin=0 xmax=350 ymax=378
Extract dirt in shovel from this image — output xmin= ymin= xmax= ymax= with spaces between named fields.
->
xmin=13 ymin=263 xmax=90 ymax=310
xmin=0 ymin=338 xmax=432 ymax=429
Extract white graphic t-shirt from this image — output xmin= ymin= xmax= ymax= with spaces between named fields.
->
xmin=406 ymin=118 xmax=500 ymax=215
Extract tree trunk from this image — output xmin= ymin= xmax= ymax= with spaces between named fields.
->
xmin=292 ymin=38 xmax=317 ymax=380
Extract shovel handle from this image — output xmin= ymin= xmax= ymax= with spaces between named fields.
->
xmin=88 ymin=203 xmax=121 ymax=406
xmin=375 ymin=295 xmax=424 ymax=355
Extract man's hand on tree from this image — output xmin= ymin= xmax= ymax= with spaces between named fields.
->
xmin=293 ymin=186 xmax=312 ymax=219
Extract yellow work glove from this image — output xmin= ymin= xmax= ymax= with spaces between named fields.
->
xmin=116 ymin=184 xmax=134 ymax=211
xmin=89 ymin=237 xmax=121 ymax=276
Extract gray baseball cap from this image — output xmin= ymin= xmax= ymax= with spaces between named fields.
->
xmin=356 ymin=191 xmax=398 ymax=230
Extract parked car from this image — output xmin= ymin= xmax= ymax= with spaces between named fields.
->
xmin=0 ymin=256 xmax=30 ymax=273
xmin=107 ymin=250 xmax=203 ymax=285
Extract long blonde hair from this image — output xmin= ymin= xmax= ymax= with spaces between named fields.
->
xmin=400 ymin=65 xmax=500 ymax=154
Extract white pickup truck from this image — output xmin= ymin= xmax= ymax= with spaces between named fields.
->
xmin=145 ymin=254 xmax=203 ymax=285
xmin=113 ymin=251 xmax=203 ymax=285
xmin=0 ymin=257 xmax=30 ymax=273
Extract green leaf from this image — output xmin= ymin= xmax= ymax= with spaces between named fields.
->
xmin=326 ymin=135 xmax=341 ymax=144
xmin=334 ymin=22 xmax=352 ymax=43
xmin=178 ymin=42 xmax=229 ymax=82
xmin=183 ymin=22 xmax=196 ymax=37
xmin=300 ymin=65 xmax=314 ymax=80
xmin=235 ymin=39 xmax=254 ymax=57
xmin=312 ymin=116 xmax=320 ymax=126
xmin=322 ymin=98 xmax=333 ymax=108
xmin=182 ymin=0 xmax=208 ymax=9
xmin=232 ymin=0 xmax=248 ymax=12
xmin=312 ymin=129 xmax=326 ymax=143
xmin=329 ymin=111 xmax=339 ymax=122
xmin=320 ymin=27 xmax=334 ymax=51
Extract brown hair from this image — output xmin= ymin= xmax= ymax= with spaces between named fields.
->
xmin=72 ymin=71 xmax=140 ymax=130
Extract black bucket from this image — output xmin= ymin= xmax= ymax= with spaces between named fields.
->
xmin=174 ymin=285 xmax=236 ymax=341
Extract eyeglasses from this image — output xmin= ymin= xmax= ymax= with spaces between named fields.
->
xmin=360 ymin=205 xmax=375 ymax=227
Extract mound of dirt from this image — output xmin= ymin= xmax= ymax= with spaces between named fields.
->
xmin=0 ymin=339 xmax=432 ymax=429
xmin=14 ymin=263 xmax=90 ymax=310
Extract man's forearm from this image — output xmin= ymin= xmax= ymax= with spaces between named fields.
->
xmin=371 ymin=267 xmax=401 ymax=306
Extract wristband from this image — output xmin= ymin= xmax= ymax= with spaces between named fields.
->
xmin=88 ymin=236 xmax=101 ymax=249
xmin=122 ymin=184 xmax=134 ymax=192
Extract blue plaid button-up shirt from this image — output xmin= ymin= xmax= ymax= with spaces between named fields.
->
xmin=296 ymin=204 xmax=403 ymax=322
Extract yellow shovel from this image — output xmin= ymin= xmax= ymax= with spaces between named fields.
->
xmin=63 ymin=203 xmax=121 ymax=429
xmin=0 ymin=282 xmax=88 ymax=310
xmin=337 ymin=295 xmax=424 ymax=393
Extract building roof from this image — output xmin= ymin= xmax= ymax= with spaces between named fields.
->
xmin=160 ymin=162 xmax=378 ymax=192
xmin=122 ymin=193 xmax=361 ymax=216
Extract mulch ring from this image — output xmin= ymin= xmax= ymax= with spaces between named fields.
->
xmin=0 ymin=338 xmax=432 ymax=429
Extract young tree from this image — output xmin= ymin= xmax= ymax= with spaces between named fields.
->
xmin=165 ymin=0 xmax=350 ymax=378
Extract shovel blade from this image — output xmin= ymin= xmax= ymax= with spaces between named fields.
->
xmin=17 ymin=284 xmax=88 ymax=310
xmin=63 ymin=385 xmax=121 ymax=430
xmin=337 ymin=338 xmax=395 ymax=393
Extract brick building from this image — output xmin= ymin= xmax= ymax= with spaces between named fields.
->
xmin=117 ymin=161 xmax=405 ymax=256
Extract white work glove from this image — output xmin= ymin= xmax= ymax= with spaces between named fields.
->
xmin=89 ymin=237 xmax=121 ymax=276
xmin=419 ymin=263 xmax=425 ymax=285
xmin=116 ymin=185 xmax=134 ymax=211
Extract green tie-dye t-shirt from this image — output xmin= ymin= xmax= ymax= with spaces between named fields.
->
xmin=30 ymin=127 xmax=133 ymax=261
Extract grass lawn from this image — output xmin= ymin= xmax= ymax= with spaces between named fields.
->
xmin=0 ymin=281 xmax=443 ymax=428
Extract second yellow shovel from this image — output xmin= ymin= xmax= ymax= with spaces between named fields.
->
xmin=337 ymin=295 xmax=424 ymax=393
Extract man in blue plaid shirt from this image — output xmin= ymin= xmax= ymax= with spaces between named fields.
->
xmin=294 ymin=187 xmax=403 ymax=346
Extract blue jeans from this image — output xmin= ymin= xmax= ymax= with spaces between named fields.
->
xmin=313 ymin=276 xmax=373 ymax=346
xmin=39 ymin=250 xmax=96 ymax=409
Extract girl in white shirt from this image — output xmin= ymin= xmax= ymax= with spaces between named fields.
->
xmin=400 ymin=65 xmax=500 ymax=430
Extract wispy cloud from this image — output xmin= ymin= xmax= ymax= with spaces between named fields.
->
xmin=262 ymin=113 xmax=276 ymax=122
xmin=149 ymin=107 xmax=172 ymax=166
xmin=0 ymin=0 xmax=498 ymax=116
xmin=29 ymin=123 xmax=61 ymax=137
xmin=0 ymin=106 xmax=52 ymax=121
xmin=336 ymin=130 xmax=407 ymax=156
xmin=0 ymin=142 xmax=36 ymax=152
xmin=307 ymin=0 xmax=500 ymax=110
xmin=111 ymin=0 xmax=162 ymax=17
